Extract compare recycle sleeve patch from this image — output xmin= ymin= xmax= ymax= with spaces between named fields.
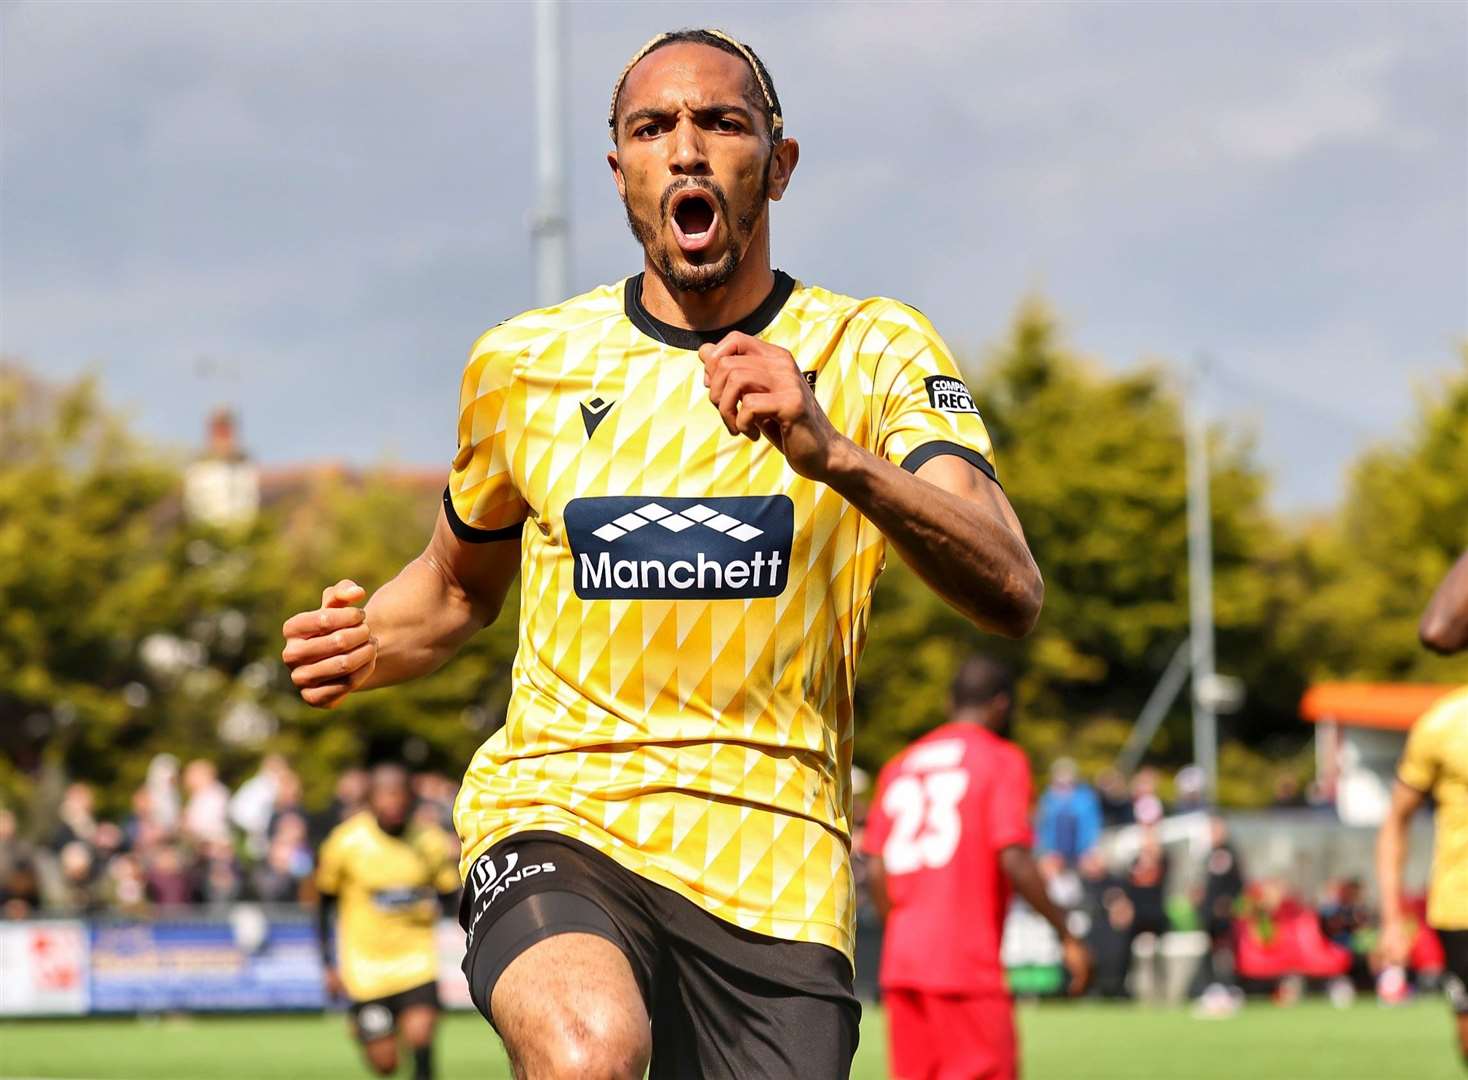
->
xmin=923 ymin=374 xmax=980 ymax=415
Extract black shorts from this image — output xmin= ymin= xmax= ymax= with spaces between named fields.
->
xmin=1439 ymin=928 xmax=1468 ymax=1015
xmin=459 ymin=831 xmax=861 ymax=1079
xmin=348 ymin=980 xmax=439 ymax=1042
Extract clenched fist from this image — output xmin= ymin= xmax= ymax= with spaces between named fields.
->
xmin=698 ymin=332 xmax=850 ymax=481
xmin=281 ymin=580 xmax=377 ymax=709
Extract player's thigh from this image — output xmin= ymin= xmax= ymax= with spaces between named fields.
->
xmin=656 ymin=932 xmax=859 ymax=1079
xmin=358 ymin=1032 xmax=398 ymax=1076
xmin=491 ymin=931 xmax=651 ymax=1080
xmin=349 ymin=1001 xmax=401 ymax=1074
xmin=884 ymin=988 xmax=935 ymax=1080
xmin=930 ymin=993 xmax=1015 ymax=1080
xmin=1443 ymin=929 xmax=1468 ymax=1061
xmin=398 ymin=1003 xmax=437 ymax=1047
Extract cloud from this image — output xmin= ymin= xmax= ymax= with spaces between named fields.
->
xmin=2 ymin=0 xmax=1463 ymax=509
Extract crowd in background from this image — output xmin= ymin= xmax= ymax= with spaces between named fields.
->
xmin=1008 ymin=759 xmax=1436 ymax=1007
xmin=0 ymin=754 xmax=459 ymax=919
xmin=0 ymin=751 xmax=1433 ymax=1006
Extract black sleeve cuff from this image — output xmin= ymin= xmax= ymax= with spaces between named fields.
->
xmin=317 ymin=893 xmax=337 ymax=965
xmin=899 ymin=441 xmax=1000 ymax=486
xmin=442 ymin=487 xmax=525 ymax=543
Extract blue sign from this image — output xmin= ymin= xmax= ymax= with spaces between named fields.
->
xmin=89 ymin=916 xmax=324 ymax=1013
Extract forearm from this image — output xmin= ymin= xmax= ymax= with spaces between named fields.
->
xmin=1001 ymin=846 xmax=1072 ymax=940
xmin=823 ymin=439 xmax=1042 ymax=637
xmin=360 ymin=554 xmax=496 ymax=689
xmin=1421 ymin=550 xmax=1468 ymax=654
xmin=1375 ymin=817 xmax=1409 ymax=923
xmin=316 ymin=894 xmax=337 ymax=966
xmin=867 ymin=858 xmax=891 ymax=921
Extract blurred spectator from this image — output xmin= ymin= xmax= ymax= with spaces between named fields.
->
xmin=144 ymin=753 xmax=181 ymax=834
xmin=1038 ymin=851 xmax=1083 ymax=910
xmin=1035 ymin=758 xmax=1102 ymax=866
xmin=1319 ymin=877 xmax=1369 ymax=947
xmin=198 ymin=839 xmax=246 ymax=906
xmin=1173 ymin=765 xmax=1207 ymax=815
xmin=1095 ymin=769 xmax=1133 ymax=827
xmin=182 ymin=759 xmax=232 ymax=846
xmin=1 ymin=809 xmax=43 ymax=917
xmin=1125 ymin=829 xmax=1171 ymax=1001
xmin=267 ymin=769 xmax=307 ymax=838
xmin=1077 ymin=850 xmax=1133 ymax=998
xmin=1192 ymin=817 xmax=1244 ymax=999
xmin=270 ymin=811 xmax=314 ymax=879
xmin=1235 ymin=879 xmax=1352 ymax=997
xmin=50 ymin=782 xmax=99 ymax=850
xmin=45 ymin=841 xmax=100 ymax=913
xmin=1318 ymin=876 xmax=1373 ymax=992
xmin=411 ymin=771 xmax=457 ymax=831
xmin=230 ymin=753 xmax=292 ymax=857
xmin=93 ymin=822 xmax=125 ymax=863
xmin=1271 ymin=773 xmax=1307 ymax=809
xmin=250 ymin=835 xmax=307 ymax=904
xmin=145 ymin=844 xmax=194 ymax=906
xmin=0 ymin=808 xmax=26 ymax=888
xmin=1304 ymin=779 xmax=1334 ymax=812
xmin=1130 ymin=768 xmax=1166 ymax=827
xmin=1200 ymin=818 xmax=1244 ymax=935
xmin=2 ymin=860 xmax=42 ymax=918
xmin=309 ymin=767 xmax=370 ymax=846
xmin=102 ymin=853 xmax=149 ymax=913
xmin=1126 ymin=829 xmax=1170 ymax=937
xmin=125 ymin=787 xmax=168 ymax=853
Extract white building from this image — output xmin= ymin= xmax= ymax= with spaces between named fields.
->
xmin=1303 ymin=682 xmax=1455 ymax=827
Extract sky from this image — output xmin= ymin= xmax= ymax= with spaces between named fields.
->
xmin=3 ymin=0 xmax=1464 ymax=511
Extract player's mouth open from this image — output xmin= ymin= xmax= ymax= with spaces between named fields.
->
xmin=670 ymin=190 xmax=719 ymax=254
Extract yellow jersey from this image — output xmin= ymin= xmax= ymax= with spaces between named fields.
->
xmin=316 ymin=811 xmax=460 ymax=1000
xmin=448 ymin=271 xmax=998 ymax=959
xmin=1397 ymin=686 xmax=1468 ymax=929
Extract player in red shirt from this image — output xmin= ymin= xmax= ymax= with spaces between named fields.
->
xmin=862 ymin=656 xmax=1090 ymax=1080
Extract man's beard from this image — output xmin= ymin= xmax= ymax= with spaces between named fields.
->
xmin=624 ymin=172 xmax=767 ymax=294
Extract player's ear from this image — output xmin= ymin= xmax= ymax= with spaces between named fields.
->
xmin=766 ymin=137 xmax=799 ymax=202
xmin=607 ymin=149 xmax=627 ymax=200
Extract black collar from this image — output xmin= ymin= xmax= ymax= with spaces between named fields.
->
xmin=624 ymin=270 xmax=795 ymax=351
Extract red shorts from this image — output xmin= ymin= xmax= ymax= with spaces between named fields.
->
xmin=884 ymin=988 xmax=1017 ymax=1080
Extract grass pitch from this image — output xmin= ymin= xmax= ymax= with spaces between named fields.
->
xmin=0 ymin=999 xmax=1460 ymax=1079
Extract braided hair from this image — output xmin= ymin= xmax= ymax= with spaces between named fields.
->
xmin=608 ymin=28 xmax=783 ymax=143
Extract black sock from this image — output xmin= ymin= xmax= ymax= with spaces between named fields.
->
xmin=411 ymin=1044 xmax=432 ymax=1080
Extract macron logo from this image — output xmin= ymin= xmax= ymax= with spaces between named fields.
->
xmin=565 ymin=495 xmax=794 ymax=601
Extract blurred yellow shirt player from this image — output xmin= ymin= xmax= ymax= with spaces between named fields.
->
xmin=316 ymin=764 xmax=458 ymax=1080
xmin=317 ymin=810 xmax=458 ymax=999
xmin=1396 ymin=687 xmax=1468 ymax=931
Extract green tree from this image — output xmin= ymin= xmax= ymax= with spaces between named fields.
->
xmin=1280 ymin=350 xmax=1468 ymax=685
xmin=257 ymin=476 xmax=519 ymax=808
xmin=853 ymin=302 xmax=1294 ymax=789
xmin=0 ymin=364 xmax=181 ymax=816
xmin=0 ymin=362 xmax=518 ymax=819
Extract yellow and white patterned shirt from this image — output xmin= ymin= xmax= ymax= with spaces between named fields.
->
xmin=1398 ymin=686 xmax=1468 ymax=930
xmin=449 ymin=271 xmax=997 ymax=959
xmin=316 ymin=812 xmax=459 ymax=1001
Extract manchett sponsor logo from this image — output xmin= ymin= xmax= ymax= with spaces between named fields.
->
xmin=565 ymin=495 xmax=794 ymax=600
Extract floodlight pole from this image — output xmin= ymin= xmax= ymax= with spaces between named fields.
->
xmin=1186 ymin=356 xmax=1218 ymax=803
xmin=533 ymin=0 xmax=570 ymax=307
